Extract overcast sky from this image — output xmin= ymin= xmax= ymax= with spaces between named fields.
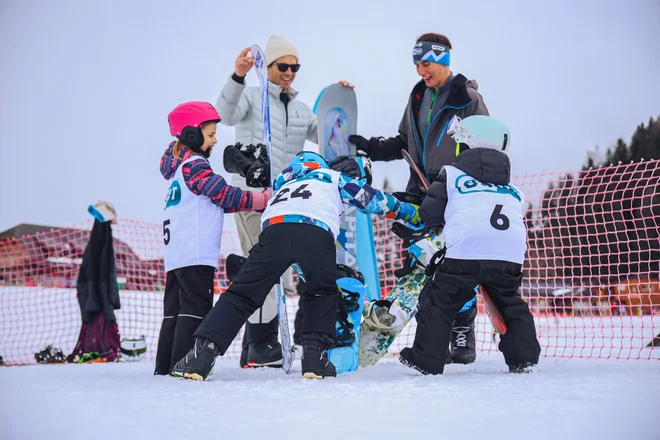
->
xmin=1 ymin=0 xmax=658 ymax=232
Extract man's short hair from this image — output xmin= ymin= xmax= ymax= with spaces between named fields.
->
xmin=416 ymin=33 xmax=452 ymax=50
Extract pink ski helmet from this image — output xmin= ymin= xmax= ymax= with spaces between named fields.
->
xmin=167 ymin=101 xmax=221 ymax=152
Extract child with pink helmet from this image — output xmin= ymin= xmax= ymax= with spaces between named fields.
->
xmin=154 ymin=101 xmax=271 ymax=376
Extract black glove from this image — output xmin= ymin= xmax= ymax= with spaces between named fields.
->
xmin=223 ymin=143 xmax=252 ymax=176
xmin=392 ymin=191 xmax=426 ymax=205
xmin=349 ymin=134 xmax=383 ymax=157
xmin=223 ymin=143 xmax=271 ymax=188
xmin=391 ymin=222 xmax=436 ymax=244
xmin=329 ymin=156 xmax=361 ymax=179
xmin=225 ymin=253 xmax=247 ymax=282
xmin=245 ymin=163 xmax=270 ymax=188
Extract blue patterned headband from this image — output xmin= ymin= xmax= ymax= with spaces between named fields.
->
xmin=412 ymin=41 xmax=451 ymax=66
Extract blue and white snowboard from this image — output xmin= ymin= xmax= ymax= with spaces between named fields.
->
xmin=251 ymin=44 xmax=293 ymax=374
xmin=314 ymin=84 xmax=380 ymax=374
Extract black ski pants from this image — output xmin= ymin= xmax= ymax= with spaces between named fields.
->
xmin=195 ymin=223 xmax=339 ymax=354
xmin=154 ymin=265 xmax=215 ymax=375
xmin=410 ymin=258 xmax=541 ymax=374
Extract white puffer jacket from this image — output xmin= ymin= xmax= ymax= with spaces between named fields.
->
xmin=216 ymin=75 xmax=318 ymax=189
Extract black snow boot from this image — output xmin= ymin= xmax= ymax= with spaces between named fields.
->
xmin=301 ymin=333 xmax=336 ymax=379
xmin=171 ymin=338 xmax=220 ymax=381
xmin=450 ymin=302 xmax=477 ymax=364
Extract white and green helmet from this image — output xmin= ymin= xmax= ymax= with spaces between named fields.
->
xmin=447 ymin=115 xmax=511 ymax=154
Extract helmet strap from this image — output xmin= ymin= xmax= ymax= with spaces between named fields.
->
xmin=455 ymin=142 xmax=469 ymax=157
xmin=191 ymin=145 xmax=210 ymax=158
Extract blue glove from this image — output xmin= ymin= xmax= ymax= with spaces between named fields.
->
xmin=396 ymin=202 xmax=423 ymax=228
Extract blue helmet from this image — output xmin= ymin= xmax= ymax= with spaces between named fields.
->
xmin=290 ymin=151 xmax=330 ymax=169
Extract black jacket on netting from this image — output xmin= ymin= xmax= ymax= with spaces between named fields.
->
xmin=76 ymin=220 xmax=121 ymax=322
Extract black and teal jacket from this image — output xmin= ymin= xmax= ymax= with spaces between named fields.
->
xmin=369 ymin=74 xmax=489 ymax=194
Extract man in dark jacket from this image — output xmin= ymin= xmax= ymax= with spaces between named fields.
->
xmin=350 ymin=32 xmax=488 ymax=364
xmin=399 ymin=114 xmax=541 ymax=375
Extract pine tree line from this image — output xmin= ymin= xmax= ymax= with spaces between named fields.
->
xmin=525 ymin=115 xmax=660 ymax=287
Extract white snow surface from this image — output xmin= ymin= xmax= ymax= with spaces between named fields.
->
xmin=1 ymin=355 xmax=658 ymax=440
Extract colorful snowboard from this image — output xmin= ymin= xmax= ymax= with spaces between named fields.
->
xmin=358 ymin=234 xmax=444 ymax=367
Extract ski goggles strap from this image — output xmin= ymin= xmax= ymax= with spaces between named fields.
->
xmin=412 ymin=41 xmax=451 ymax=65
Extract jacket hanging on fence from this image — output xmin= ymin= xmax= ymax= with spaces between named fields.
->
xmin=66 ymin=220 xmax=121 ymax=363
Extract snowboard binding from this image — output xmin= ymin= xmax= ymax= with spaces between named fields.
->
xmin=363 ymin=299 xmax=396 ymax=330
xmin=119 ymin=336 xmax=147 ymax=361
xmin=34 ymin=345 xmax=65 ymax=364
xmin=335 ymin=302 xmax=356 ymax=348
xmin=334 ymin=265 xmax=365 ymax=348
xmin=337 ymin=263 xmax=364 ymax=284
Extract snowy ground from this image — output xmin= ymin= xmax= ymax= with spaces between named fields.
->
xmin=1 ymin=354 xmax=658 ymax=440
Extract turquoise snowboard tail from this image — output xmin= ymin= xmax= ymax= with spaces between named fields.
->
xmin=329 ymin=277 xmax=367 ymax=374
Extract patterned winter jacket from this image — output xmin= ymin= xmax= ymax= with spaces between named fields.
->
xmin=216 ymin=75 xmax=319 ymax=189
xmin=159 ymin=143 xmax=258 ymax=213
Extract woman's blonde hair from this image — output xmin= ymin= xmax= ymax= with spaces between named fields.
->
xmin=171 ymin=121 xmax=215 ymax=160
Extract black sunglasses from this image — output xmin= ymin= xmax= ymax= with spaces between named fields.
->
xmin=271 ymin=62 xmax=300 ymax=73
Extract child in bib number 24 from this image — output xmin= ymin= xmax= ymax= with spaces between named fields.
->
xmin=154 ymin=101 xmax=272 ymax=376
xmin=172 ymin=151 xmax=423 ymax=381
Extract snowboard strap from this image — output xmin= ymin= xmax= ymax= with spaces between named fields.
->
xmin=334 ymin=267 xmax=364 ymax=348
xmin=391 ymin=222 xmax=437 ymax=243
xmin=425 ymin=247 xmax=447 ymax=276
xmin=335 ymin=288 xmax=356 ymax=348
xmin=336 ymin=264 xmax=364 ymax=285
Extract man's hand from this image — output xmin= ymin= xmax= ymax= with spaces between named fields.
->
xmin=234 ymin=47 xmax=254 ymax=77
xmin=349 ymin=134 xmax=379 ymax=157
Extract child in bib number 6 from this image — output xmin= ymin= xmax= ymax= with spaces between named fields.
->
xmin=172 ymin=151 xmax=423 ymax=380
xmin=399 ymin=115 xmax=541 ymax=375
xmin=154 ymin=101 xmax=271 ymax=376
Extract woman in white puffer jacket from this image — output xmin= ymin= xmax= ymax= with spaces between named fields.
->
xmin=216 ymin=34 xmax=352 ymax=368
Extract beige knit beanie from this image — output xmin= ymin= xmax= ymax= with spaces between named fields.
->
xmin=264 ymin=35 xmax=299 ymax=65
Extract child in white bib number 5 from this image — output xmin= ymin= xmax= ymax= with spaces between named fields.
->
xmin=154 ymin=101 xmax=271 ymax=376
